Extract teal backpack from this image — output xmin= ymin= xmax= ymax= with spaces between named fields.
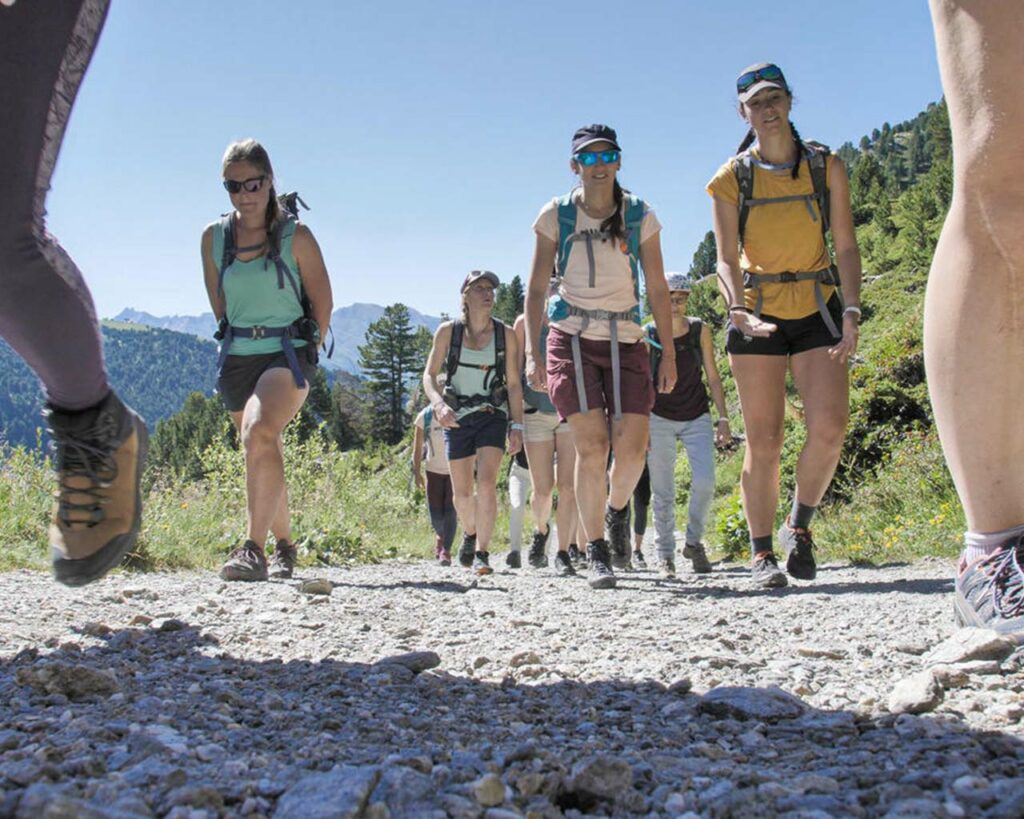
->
xmin=644 ymin=319 xmax=704 ymax=378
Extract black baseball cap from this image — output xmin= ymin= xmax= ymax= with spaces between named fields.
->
xmin=461 ymin=270 xmax=500 ymax=292
xmin=571 ymin=124 xmax=621 ymax=155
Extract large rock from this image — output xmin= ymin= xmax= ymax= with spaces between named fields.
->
xmin=923 ymin=629 xmax=1017 ymax=666
xmin=379 ymin=651 xmax=441 ymax=673
xmin=568 ymin=755 xmax=633 ymax=801
xmin=14 ymin=662 xmax=119 ymax=700
xmin=888 ymin=670 xmax=944 ymax=715
xmin=273 ymin=766 xmax=381 ymax=818
xmin=698 ymin=686 xmax=806 ymax=722
xmin=366 ymin=766 xmax=438 ymax=816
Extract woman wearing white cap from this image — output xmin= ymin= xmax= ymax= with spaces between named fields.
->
xmin=707 ymin=63 xmax=862 ymax=588
xmin=423 ymin=271 xmax=524 ymax=575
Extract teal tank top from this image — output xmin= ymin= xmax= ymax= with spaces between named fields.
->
xmin=523 ymin=324 xmax=556 ymax=414
xmin=450 ymin=329 xmax=507 ymax=420
xmin=213 ymin=219 xmax=308 ymax=356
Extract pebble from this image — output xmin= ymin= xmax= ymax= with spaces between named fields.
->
xmin=888 ymin=670 xmax=944 ymax=714
xmin=0 ymin=560 xmax=1020 ymax=817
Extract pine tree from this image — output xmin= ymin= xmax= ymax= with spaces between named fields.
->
xmin=493 ymin=275 xmax=525 ymax=324
xmin=357 ymin=303 xmax=426 ymax=444
xmin=687 ymin=231 xmax=717 ymax=283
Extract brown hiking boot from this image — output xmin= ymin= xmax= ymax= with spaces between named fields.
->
xmin=46 ymin=391 xmax=148 ymax=587
xmin=268 ymin=538 xmax=297 ymax=579
xmin=220 ymin=540 xmax=268 ymax=582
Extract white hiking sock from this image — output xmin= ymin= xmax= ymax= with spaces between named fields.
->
xmin=962 ymin=523 xmax=1024 ymax=566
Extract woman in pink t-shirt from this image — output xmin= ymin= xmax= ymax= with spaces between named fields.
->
xmin=523 ymin=124 xmax=676 ymax=590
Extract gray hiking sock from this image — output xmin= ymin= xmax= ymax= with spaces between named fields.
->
xmin=790 ymin=500 xmax=817 ymax=530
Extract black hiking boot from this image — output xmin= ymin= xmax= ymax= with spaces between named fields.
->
xmin=568 ymin=543 xmax=582 ymax=564
xmin=528 ymin=528 xmax=550 ymax=568
xmin=587 ymin=539 xmax=617 ymax=590
xmin=220 ymin=540 xmax=269 ymax=582
xmin=605 ymin=504 xmax=631 ymax=570
xmin=632 ymin=549 xmax=647 ymax=570
xmin=473 ymin=551 xmax=493 ymax=576
xmin=751 ymin=551 xmax=788 ymax=588
xmin=458 ymin=533 xmax=477 ymax=568
xmin=505 ymin=550 xmax=521 ymax=569
xmin=268 ymin=538 xmax=297 ymax=579
xmin=46 ymin=391 xmax=148 ymax=587
xmin=683 ymin=542 xmax=713 ymax=574
xmin=554 ymin=550 xmax=577 ymax=577
xmin=779 ymin=521 xmax=817 ymax=580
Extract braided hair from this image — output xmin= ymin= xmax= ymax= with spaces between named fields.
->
xmin=735 ymin=120 xmax=805 ymax=180
xmin=601 ymin=179 xmax=627 ymax=243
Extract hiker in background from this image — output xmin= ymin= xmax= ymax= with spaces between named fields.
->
xmin=412 ymin=402 xmax=457 ymax=566
xmin=202 ymin=139 xmax=334 ymax=582
xmin=423 ymin=271 xmax=525 ymax=576
xmin=525 ymin=124 xmax=676 ymax=590
xmin=631 ymin=464 xmax=651 ymax=569
xmin=926 ymin=1 xmax=1024 ymax=635
xmin=506 ymin=448 xmax=531 ymax=567
xmin=514 ymin=310 xmax=578 ymax=577
xmin=707 ymin=63 xmax=861 ymax=588
xmin=0 ymin=1 xmax=148 ymax=586
xmin=645 ymin=273 xmax=731 ymax=579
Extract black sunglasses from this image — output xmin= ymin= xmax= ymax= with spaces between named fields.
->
xmin=223 ymin=175 xmax=267 ymax=194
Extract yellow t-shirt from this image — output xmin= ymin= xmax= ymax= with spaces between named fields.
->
xmin=706 ymin=152 xmax=835 ymax=320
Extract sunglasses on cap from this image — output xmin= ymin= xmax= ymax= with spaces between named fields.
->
xmin=574 ymin=150 xmax=621 ymax=167
xmin=222 ymin=175 xmax=267 ymax=194
xmin=736 ymin=64 xmax=785 ymax=94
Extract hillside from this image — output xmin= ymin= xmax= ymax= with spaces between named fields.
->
xmin=0 ymin=324 xmax=218 ymax=450
xmin=113 ymin=302 xmax=443 ymax=375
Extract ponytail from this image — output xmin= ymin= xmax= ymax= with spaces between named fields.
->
xmin=789 ymin=120 xmax=805 ymax=179
xmin=265 ymin=184 xmax=281 ymax=235
xmin=736 ymin=127 xmax=756 ymax=155
xmin=601 ymin=179 xmax=626 ymax=243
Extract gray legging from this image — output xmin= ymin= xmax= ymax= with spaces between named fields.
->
xmin=0 ymin=0 xmax=110 ymax=411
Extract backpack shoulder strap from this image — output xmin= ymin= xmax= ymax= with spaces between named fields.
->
xmin=733 ymin=152 xmax=755 ymax=248
xmin=267 ymin=214 xmax=303 ymax=303
xmin=688 ymin=318 xmax=706 ymax=371
xmin=492 ymin=318 xmax=507 ymax=384
xmin=445 ymin=321 xmax=464 ymax=382
xmin=216 ymin=214 xmax=235 ymax=296
xmin=623 ymin=194 xmax=646 ymax=303
xmin=804 ymin=142 xmax=831 ymax=235
xmin=644 ymin=321 xmax=661 ymax=375
xmin=556 ymin=193 xmax=578 ymax=279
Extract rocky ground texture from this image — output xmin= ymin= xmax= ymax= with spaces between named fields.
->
xmin=1 ymin=555 xmax=1022 ymax=818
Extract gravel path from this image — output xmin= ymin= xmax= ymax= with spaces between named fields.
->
xmin=1 ymin=555 xmax=1022 ymax=818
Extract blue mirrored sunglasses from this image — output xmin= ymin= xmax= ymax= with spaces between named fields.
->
xmin=574 ymin=150 xmax=620 ymax=167
xmin=736 ymin=64 xmax=785 ymax=94
xmin=223 ymin=175 xmax=266 ymax=194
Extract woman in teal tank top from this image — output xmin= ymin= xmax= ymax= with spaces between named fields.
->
xmin=201 ymin=139 xmax=334 ymax=583
xmin=422 ymin=271 xmax=525 ymax=575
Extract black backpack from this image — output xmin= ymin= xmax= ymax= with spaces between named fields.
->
xmin=441 ymin=318 xmax=508 ymax=413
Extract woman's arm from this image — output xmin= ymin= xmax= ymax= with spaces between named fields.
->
xmin=524 ymin=233 xmax=557 ymax=391
xmin=411 ymin=418 xmax=426 ymax=489
xmin=512 ymin=313 xmax=527 ymax=380
xmin=201 ymin=225 xmax=225 ymax=320
xmin=827 ymin=157 xmax=862 ymax=362
xmin=423 ymin=323 xmax=459 ymax=428
xmin=292 ymin=224 xmax=334 ymax=345
xmin=504 ymin=324 xmax=524 ymax=455
xmin=699 ymin=323 xmax=731 ymax=446
xmin=711 ymin=196 xmax=776 ymax=337
xmin=639 ymin=235 xmax=677 ymax=394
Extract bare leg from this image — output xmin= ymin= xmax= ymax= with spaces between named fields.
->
xmin=553 ymin=430 xmax=577 ymax=552
xmin=789 ymin=347 xmax=849 ymax=507
xmin=567 ymin=409 xmax=610 ymax=542
xmin=525 ymin=437 xmax=556 ymax=536
xmin=449 ymin=455 xmax=479 ymax=539
xmin=472 ymin=447 xmax=503 ymax=552
xmin=608 ymin=414 xmax=650 ymax=511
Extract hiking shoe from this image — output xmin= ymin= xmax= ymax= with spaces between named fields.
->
xmin=554 ymin=550 xmax=577 ymax=577
xmin=605 ymin=504 xmax=631 ymax=569
xmin=587 ymin=540 xmax=617 ymax=590
xmin=458 ymin=534 xmax=477 ymax=568
xmin=633 ymin=549 xmax=647 ymax=570
xmin=659 ymin=558 xmax=676 ymax=579
xmin=46 ymin=391 xmax=149 ymax=587
xmin=268 ymin=539 xmax=297 ymax=579
xmin=438 ymin=548 xmax=452 ymax=567
xmin=528 ymin=528 xmax=550 ymax=568
xmin=220 ymin=540 xmax=268 ymax=582
xmin=752 ymin=551 xmax=788 ymax=588
xmin=955 ymin=536 xmax=1024 ymax=636
xmin=505 ymin=550 xmax=521 ymax=569
xmin=779 ymin=521 xmax=817 ymax=580
xmin=473 ymin=551 xmax=493 ymax=576
xmin=683 ymin=542 xmax=713 ymax=574
xmin=568 ymin=543 xmax=582 ymax=564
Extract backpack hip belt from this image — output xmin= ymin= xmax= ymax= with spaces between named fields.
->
xmin=743 ymin=267 xmax=842 ymax=339
xmin=216 ymin=319 xmax=310 ymax=389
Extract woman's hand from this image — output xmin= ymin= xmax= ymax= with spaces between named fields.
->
xmin=657 ymin=354 xmax=677 ymax=394
xmin=714 ymin=419 xmax=732 ymax=448
xmin=828 ymin=315 xmax=859 ymax=363
xmin=413 ymin=467 xmax=425 ymax=491
xmin=525 ymin=353 xmax=547 ymax=392
xmin=434 ymin=401 xmax=460 ymax=429
xmin=732 ymin=310 xmax=777 ymax=339
xmin=507 ymin=428 xmax=523 ymax=456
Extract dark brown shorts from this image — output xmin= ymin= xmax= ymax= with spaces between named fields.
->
xmin=546 ymin=327 xmax=655 ymax=420
xmin=217 ymin=350 xmax=317 ymax=412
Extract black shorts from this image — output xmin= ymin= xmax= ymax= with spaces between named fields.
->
xmin=444 ymin=409 xmax=507 ymax=461
xmin=217 ymin=349 xmax=317 ymax=411
xmin=726 ymin=294 xmax=843 ymax=357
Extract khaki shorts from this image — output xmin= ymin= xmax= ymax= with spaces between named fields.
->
xmin=523 ymin=408 xmax=572 ymax=443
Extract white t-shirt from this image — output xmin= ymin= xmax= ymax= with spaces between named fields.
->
xmin=533 ymin=193 xmax=661 ymax=343
xmin=415 ymin=407 xmax=449 ymax=475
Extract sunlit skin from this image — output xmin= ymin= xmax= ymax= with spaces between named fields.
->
xmin=710 ymin=80 xmax=863 ymax=544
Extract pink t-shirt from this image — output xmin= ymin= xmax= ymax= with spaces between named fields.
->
xmin=533 ymin=193 xmax=661 ymax=342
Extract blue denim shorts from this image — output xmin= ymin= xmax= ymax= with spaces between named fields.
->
xmin=444 ymin=410 xmax=507 ymax=461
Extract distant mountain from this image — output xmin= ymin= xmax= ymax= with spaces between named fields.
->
xmin=112 ymin=302 xmax=443 ymax=375
xmin=0 ymin=322 xmax=218 ymax=451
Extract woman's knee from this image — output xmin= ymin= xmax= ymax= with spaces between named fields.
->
xmin=745 ymin=429 xmax=785 ymax=462
xmin=805 ymin=413 xmax=848 ymax=452
xmin=241 ymin=417 xmax=281 ymax=453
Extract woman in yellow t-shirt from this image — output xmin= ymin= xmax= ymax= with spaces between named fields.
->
xmin=706 ymin=63 xmax=862 ymax=589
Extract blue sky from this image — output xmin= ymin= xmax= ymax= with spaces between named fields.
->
xmin=46 ymin=0 xmax=942 ymax=320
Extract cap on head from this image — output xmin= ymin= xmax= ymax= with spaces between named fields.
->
xmin=571 ymin=124 xmax=621 ymax=155
xmin=666 ymin=272 xmax=694 ymax=293
xmin=461 ymin=270 xmax=500 ymax=293
xmin=736 ymin=62 xmax=789 ymax=104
